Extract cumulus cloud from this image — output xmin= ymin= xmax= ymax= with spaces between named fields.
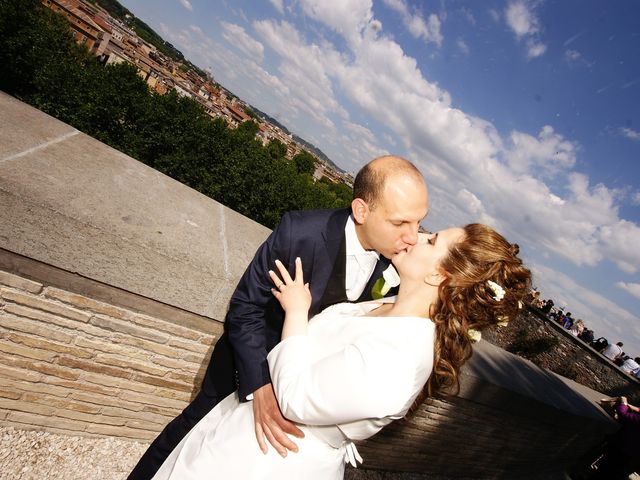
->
xmin=632 ymin=192 xmax=640 ymax=205
xmin=269 ymin=0 xmax=285 ymax=15
xmin=617 ymin=282 xmax=640 ymax=300
xmin=505 ymin=125 xmax=576 ymax=176
xmin=457 ymin=38 xmax=470 ymax=55
xmin=505 ymin=1 xmax=547 ymax=59
xmin=621 ymin=127 xmax=640 ymax=141
xmin=221 ymin=22 xmax=265 ymax=63
xmin=382 ymin=0 xmax=443 ymax=46
xmin=179 ymin=0 xmax=193 ymax=12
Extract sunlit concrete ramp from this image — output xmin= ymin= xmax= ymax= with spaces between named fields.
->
xmin=0 ymin=92 xmax=617 ymax=478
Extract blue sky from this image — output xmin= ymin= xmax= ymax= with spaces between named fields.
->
xmin=120 ymin=0 xmax=640 ymax=356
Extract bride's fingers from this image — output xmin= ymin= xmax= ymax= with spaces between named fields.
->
xmin=255 ymin=422 xmax=268 ymax=455
xmin=268 ymin=269 xmax=283 ymax=287
xmin=274 ymin=259 xmax=293 ymax=284
xmin=294 ymin=257 xmax=304 ymax=284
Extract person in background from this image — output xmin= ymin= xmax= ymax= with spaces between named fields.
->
xmin=592 ymin=396 xmax=640 ymax=480
xmin=603 ymin=341 xmax=624 ymax=361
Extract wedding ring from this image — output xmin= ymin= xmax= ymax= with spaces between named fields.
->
xmin=277 ymin=283 xmax=284 ymax=289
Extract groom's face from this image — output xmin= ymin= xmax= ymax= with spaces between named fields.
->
xmin=354 ymin=174 xmax=428 ymax=259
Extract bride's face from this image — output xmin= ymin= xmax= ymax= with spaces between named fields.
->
xmin=392 ymin=228 xmax=465 ymax=284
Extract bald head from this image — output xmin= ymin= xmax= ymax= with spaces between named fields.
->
xmin=351 ymin=155 xmax=429 ymax=258
xmin=353 ymin=155 xmax=427 ymax=209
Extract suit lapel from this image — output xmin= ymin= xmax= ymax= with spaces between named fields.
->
xmin=310 ymin=209 xmax=350 ymax=316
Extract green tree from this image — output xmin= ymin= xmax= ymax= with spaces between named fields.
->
xmin=292 ymin=150 xmax=316 ymax=175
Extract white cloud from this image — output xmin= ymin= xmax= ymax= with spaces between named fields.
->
xmin=632 ymin=192 xmax=640 ymax=205
xmin=565 ymin=49 xmax=581 ymax=62
xmin=179 ymin=0 xmax=193 ymax=12
xmin=298 ymin=0 xmax=375 ymax=45
xmin=269 ymin=0 xmax=285 ymax=15
xmin=382 ymin=0 xmax=443 ymax=46
xmin=505 ymin=1 xmax=547 ymax=59
xmin=221 ymin=22 xmax=265 ymax=63
xmin=599 ymin=220 xmax=640 ymax=273
xmin=621 ymin=127 xmax=640 ymax=141
xmin=457 ymin=38 xmax=470 ymax=55
xmin=505 ymin=1 xmax=538 ymax=38
xmin=505 ymin=125 xmax=576 ymax=175
xmin=617 ymin=282 xmax=640 ymax=300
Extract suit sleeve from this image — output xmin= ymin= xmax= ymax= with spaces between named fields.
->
xmin=226 ymin=212 xmax=293 ymax=400
xmin=266 ymin=331 xmax=426 ymax=426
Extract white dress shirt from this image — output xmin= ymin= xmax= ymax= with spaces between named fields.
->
xmin=344 ymin=215 xmax=379 ymax=301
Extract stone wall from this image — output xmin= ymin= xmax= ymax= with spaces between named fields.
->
xmin=485 ymin=308 xmax=640 ymax=404
xmin=0 ymin=256 xmax=221 ymax=440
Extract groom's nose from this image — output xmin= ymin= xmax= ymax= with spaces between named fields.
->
xmin=401 ymin=225 xmax=419 ymax=246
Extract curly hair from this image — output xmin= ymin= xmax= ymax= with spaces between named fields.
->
xmin=410 ymin=224 xmax=532 ymax=411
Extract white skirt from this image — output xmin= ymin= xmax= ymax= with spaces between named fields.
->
xmin=152 ymin=392 xmax=347 ymax=480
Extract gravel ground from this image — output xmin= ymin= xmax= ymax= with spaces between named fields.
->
xmin=0 ymin=426 xmax=148 ymax=480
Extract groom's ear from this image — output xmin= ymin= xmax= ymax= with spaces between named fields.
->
xmin=351 ymin=198 xmax=369 ymax=224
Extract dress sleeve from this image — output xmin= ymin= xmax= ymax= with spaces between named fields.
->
xmin=267 ymin=327 xmax=429 ymax=426
xmin=615 ymin=404 xmax=640 ymax=425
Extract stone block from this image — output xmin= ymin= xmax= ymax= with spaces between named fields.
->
xmin=4 ymin=332 xmax=93 ymax=359
xmin=142 ymin=404 xmax=180 ymax=417
xmin=124 ymin=418 xmax=164 ymax=431
xmin=167 ymin=338 xmax=209 ymax=354
xmin=181 ymin=352 xmax=208 ymax=364
xmin=20 ymin=392 xmax=101 ymax=414
xmin=0 ymin=339 xmax=55 ymax=361
xmin=6 ymin=411 xmax=87 ymax=434
xmin=0 ymin=397 xmax=55 ymax=416
xmin=100 ymin=406 xmax=170 ymax=425
xmin=48 ymin=377 xmax=117 ymax=396
xmin=0 ymin=287 xmax=91 ymax=322
xmin=86 ymin=423 xmax=156 ymax=440
xmin=0 ymin=376 xmax=70 ymax=398
xmin=90 ymin=315 xmax=169 ymax=344
xmin=165 ymin=371 xmax=197 ymax=384
xmin=44 ymin=286 xmax=136 ymax=320
xmin=0 ymin=270 xmax=43 ymax=294
xmin=95 ymin=353 xmax=168 ymax=377
xmin=152 ymin=387 xmax=192 ymax=402
xmin=112 ymin=333 xmax=183 ymax=358
xmin=0 ymin=389 xmax=21 ymax=400
xmin=74 ymin=336 xmax=152 ymax=361
xmin=0 ymin=363 xmax=41 ymax=382
xmin=79 ymin=372 xmax=155 ymax=394
xmin=151 ymin=355 xmax=198 ymax=371
xmin=119 ymin=391 xmax=185 ymax=410
xmin=70 ymin=391 xmax=143 ymax=411
xmin=129 ymin=312 xmax=205 ymax=341
xmin=132 ymin=373 xmax=193 ymax=392
xmin=56 ymin=356 xmax=131 ymax=379
xmin=0 ymin=314 xmax=75 ymax=344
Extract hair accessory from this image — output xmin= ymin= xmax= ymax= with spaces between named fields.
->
xmin=468 ymin=329 xmax=482 ymax=343
xmin=487 ymin=280 xmax=505 ymax=301
xmin=496 ymin=315 xmax=509 ymax=327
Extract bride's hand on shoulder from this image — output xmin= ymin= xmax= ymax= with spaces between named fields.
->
xmin=269 ymin=257 xmax=311 ymax=314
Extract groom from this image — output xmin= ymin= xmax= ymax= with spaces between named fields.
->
xmin=129 ymin=155 xmax=429 ymax=479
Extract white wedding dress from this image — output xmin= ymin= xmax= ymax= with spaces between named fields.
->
xmin=152 ymin=300 xmax=435 ymax=479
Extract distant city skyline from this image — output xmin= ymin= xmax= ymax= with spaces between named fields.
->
xmin=119 ymin=0 xmax=640 ymax=356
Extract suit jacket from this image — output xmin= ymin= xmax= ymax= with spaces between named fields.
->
xmin=225 ymin=208 xmax=394 ymax=400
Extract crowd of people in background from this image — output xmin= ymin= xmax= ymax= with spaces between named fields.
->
xmin=528 ymin=291 xmax=640 ymax=380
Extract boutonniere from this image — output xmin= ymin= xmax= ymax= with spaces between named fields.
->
xmin=371 ymin=264 xmax=400 ymax=300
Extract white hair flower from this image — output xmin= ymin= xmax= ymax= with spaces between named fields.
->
xmin=468 ymin=329 xmax=482 ymax=343
xmin=496 ymin=315 xmax=509 ymax=327
xmin=487 ymin=280 xmax=505 ymax=301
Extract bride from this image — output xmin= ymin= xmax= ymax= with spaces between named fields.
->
xmin=153 ymin=224 xmax=531 ymax=479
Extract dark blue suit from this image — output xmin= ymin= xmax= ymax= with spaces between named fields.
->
xmin=129 ymin=208 xmax=393 ymax=479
